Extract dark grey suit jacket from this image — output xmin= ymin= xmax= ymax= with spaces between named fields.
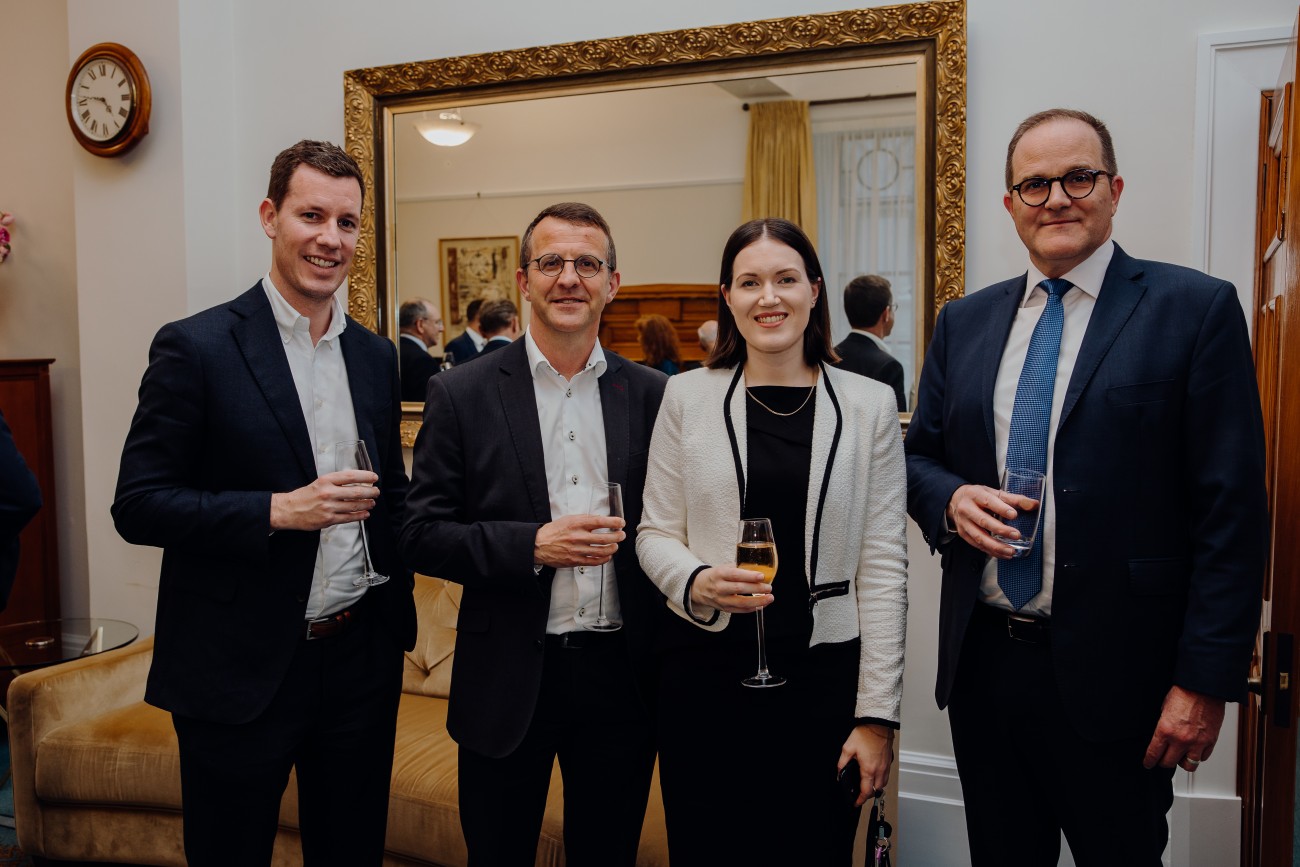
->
xmin=905 ymin=245 xmax=1267 ymax=741
xmin=112 ymin=285 xmax=416 ymax=724
xmin=834 ymin=332 xmax=906 ymax=411
xmin=400 ymin=338 xmax=667 ymax=758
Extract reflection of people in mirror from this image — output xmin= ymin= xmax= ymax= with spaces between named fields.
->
xmin=833 ymin=274 xmax=906 ymax=411
xmin=403 ymin=202 xmax=667 ymax=867
xmin=0 ymin=409 xmax=42 ymax=612
xmin=442 ymin=296 xmax=485 ymax=365
xmin=637 ymin=218 xmax=908 ymax=866
xmin=905 ymin=108 xmax=1268 ymax=867
xmin=635 ymin=313 xmax=681 ymax=376
xmin=475 ymin=299 xmax=520 ymax=355
xmin=112 ymin=140 xmax=415 ymax=867
xmin=398 ymin=297 xmax=444 ymax=401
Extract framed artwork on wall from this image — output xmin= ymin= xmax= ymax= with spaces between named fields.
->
xmin=438 ymin=236 xmax=520 ymax=337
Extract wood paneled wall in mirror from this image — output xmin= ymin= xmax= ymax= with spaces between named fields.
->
xmin=343 ymin=1 xmax=966 ymax=436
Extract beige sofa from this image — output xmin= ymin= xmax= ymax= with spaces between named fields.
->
xmin=6 ymin=576 xmax=669 ymax=866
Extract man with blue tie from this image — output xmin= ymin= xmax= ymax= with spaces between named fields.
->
xmin=905 ymin=109 xmax=1267 ymax=866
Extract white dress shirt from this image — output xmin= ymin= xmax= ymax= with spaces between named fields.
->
xmin=402 ymin=333 xmax=428 ymax=351
xmin=523 ymin=330 xmax=621 ymax=633
xmin=263 ymin=277 xmax=366 ymax=619
xmin=465 ymin=327 xmax=487 ymax=353
xmin=979 ymin=241 xmax=1114 ymax=616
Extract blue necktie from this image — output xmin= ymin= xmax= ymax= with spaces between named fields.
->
xmin=997 ymin=278 xmax=1072 ymax=610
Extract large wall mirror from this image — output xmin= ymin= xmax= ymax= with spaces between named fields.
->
xmin=344 ymin=1 xmax=965 ymax=439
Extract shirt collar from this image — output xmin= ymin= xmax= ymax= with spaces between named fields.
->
xmin=851 ymin=328 xmax=890 ymax=351
xmin=1023 ymin=239 xmax=1114 ymax=306
xmin=401 ymin=333 xmax=428 ymax=350
xmin=262 ymin=274 xmax=348 ymax=344
xmin=524 ymin=329 xmax=607 ymax=381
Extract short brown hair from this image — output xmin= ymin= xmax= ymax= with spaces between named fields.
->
xmin=520 ymin=202 xmax=616 ymax=271
xmin=266 ymin=140 xmax=365 ymax=209
xmin=1005 ymin=108 xmax=1118 ymax=190
xmin=479 ymin=299 xmax=518 ymax=337
xmin=709 ymin=218 xmax=837 ymax=370
xmin=843 ymin=275 xmax=892 ymax=329
xmin=635 ymin=314 xmax=682 ymax=369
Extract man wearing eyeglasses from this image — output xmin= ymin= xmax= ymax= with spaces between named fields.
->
xmin=833 ymin=273 xmax=906 ymax=411
xmin=402 ymin=202 xmax=667 ymax=866
xmin=905 ymin=108 xmax=1266 ymax=866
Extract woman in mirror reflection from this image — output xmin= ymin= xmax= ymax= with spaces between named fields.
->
xmin=637 ymin=218 xmax=908 ymax=865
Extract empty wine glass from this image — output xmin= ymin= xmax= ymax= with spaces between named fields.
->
xmin=334 ymin=440 xmax=390 ymax=587
xmin=583 ymin=482 xmax=623 ymax=632
xmin=737 ymin=518 xmax=784 ymax=688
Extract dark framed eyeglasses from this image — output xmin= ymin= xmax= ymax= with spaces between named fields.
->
xmin=1010 ymin=169 xmax=1111 ymax=207
xmin=528 ymin=253 xmax=611 ymax=279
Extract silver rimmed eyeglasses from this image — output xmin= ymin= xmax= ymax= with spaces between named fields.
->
xmin=527 ymin=252 xmax=612 ymax=278
xmin=1010 ymin=169 xmax=1111 ymax=207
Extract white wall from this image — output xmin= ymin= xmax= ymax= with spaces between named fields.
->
xmin=2 ymin=0 xmax=1290 ymax=863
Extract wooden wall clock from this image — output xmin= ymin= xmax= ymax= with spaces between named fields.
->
xmin=66 ymin=42 xmax=151 ymax=157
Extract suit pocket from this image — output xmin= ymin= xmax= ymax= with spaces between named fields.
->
xmin=1128 ymin=558 xmax=1189 ymax=596
xmin=1107 ymin=379 xmax=1175 ymax=406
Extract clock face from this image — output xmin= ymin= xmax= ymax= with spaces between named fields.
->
xmin=70 ymin=57 xmax=135 ymax=143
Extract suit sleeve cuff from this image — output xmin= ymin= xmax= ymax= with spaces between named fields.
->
xmin=683 ymin=564 xmax=720 ymax=626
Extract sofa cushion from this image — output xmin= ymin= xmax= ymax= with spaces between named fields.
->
xmin=404 ymin=575 xmax=462 ymax=699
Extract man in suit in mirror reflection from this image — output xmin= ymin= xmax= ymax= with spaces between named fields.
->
xmin=112 ymin=140 xmax=415 ymax=867
xmin=833 ymin=274 xmax=906 ymax=411
xmin=402 ymin=202 xmax=667 ymax=866
xmin=399 ymin=297 xmax=444 ymax=401
xmin=905 ymin=108 xmax=1267 ymax=866
xmin=476 ymin=298 xmax=520 ymax=355
xmin=443 ymin=296 xmax=486 ymax=365
xmin=0 ymin=409 xmax=42 ymax=611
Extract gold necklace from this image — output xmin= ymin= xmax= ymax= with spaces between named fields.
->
xmin=746 ymin=384 xmax=816 ymax=417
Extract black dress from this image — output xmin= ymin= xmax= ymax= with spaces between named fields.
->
xmin=655 ymin=386 xmax=862 ymax=867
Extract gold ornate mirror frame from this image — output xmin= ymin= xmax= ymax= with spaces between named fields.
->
xmin=344 ymin=1 xmax=964 ymax=442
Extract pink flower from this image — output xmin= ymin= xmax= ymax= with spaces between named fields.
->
xmin=0 ymin=211 xmax=13 ymax=265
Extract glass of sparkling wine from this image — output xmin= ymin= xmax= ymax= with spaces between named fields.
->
xmin=334 ymin=440 xmax=390 ymax=587
xmin=584 ymin=482 xmax=623 ymax=632
xmin=993 ymin=467 xmax=1046 ymax=558
xmin=737 ymin=518 xmax=785 ymax=688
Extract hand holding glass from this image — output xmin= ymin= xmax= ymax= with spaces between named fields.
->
xmin=584 ymin=483 xmax=623 ymax=631
xmin=334 ymin=440 xmax=390 ymax=587
xmin=738 ymin=518 xmax=785 ymax=688
xmin=993 ymin=468 xmax=1045 ymax=557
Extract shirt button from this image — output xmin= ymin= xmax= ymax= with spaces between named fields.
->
xmin=578 ymin=566 xmax=585 ymax=574
xmin=315 ymin=398 xmax=324 ymax=408
xmin=568 ymin=431 xmax=575 ymax=441
xmin=566 ymin=388 xmax=572 ymax=398
xmin=570 ymin=474 xmax=579 ymax=485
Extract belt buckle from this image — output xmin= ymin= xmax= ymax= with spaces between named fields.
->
xmin=1006 ymin=613 xmax=1041 ymax=644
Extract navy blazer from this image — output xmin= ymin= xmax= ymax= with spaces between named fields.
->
xmin=443 ymin=330 xmax=481 ymax=366
xmin=401 ymin=338 xmax=667 ymax=758
xmin=0 ymin=410 xmax=42 ymax=610
xmin=834 ymin=332 xmax=907 ymax=411
xmin=905 ymin=245 xmax=1267 ymax=741
xmin=112 ymin=285 xmax=416 ymax=725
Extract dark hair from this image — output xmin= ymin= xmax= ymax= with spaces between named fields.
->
xmin=464 ymin=297 xmax=484 ymax=324
xmin=708 ymin=218 xmax=837 ymax=370
xmin=635 ymin=314 xmax=682 ymax=368
xmin=520 ymin=202 xmax=616 ymax=271
xmin=478 ymin=299 xmax=518 ymax=336
xmin=1005 ymin=108 xmax=1118 ymax=190
xmin=843 ymin=274 xmax=892 ymax=329
xmin=266 ymin=140 xmax=365 ymax=209
xmin=399 ymin=298 xmax=433 ymax=329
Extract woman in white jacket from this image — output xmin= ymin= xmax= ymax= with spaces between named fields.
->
xmin=637 ymin=218 xmax=907 ymax=866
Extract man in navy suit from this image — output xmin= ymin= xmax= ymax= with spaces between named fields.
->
xmin=398 ymin=297 xmax=444 ymax=401
xmin=833 ymin=274 xmax=906 ymax=410
xmin=0 ymin=409 xmax=41 ymax=611
xmin=402 ymin=202 xmax=666 ymax=867
xmin=113 ymin=140 xmax=415 ymax=867
xmin=905 ymin=109 xmax=1267 ymax=866
xmin=443 ymin=297 xmax=485 ymax=365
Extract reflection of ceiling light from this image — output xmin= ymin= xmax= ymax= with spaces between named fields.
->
xmin=414 ymin=109 xmax=479 ymax=147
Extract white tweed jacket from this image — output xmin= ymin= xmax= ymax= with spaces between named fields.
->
xmin=636 ymin=363 xmax=908 ymax=722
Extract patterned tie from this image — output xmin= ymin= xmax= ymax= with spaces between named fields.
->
xmin=997 ymin=278 xmax=1072 ymax=610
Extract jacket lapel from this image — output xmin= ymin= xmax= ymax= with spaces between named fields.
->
xmin=981 ymin=276 xmax=1026 ymax=454
xmin=229 ymin=286 xmax=316 ymax=480
xmin=598 ymin=353 xmax=630 ymax=491
xmin=497 ymin=340 xmax=555 ymax=523
xmin=1058 ymin=245 xmax=1146 ymax=431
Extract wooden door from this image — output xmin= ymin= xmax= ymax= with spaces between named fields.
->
xmin=1242 ymin=18 xmax=1300 ymax=864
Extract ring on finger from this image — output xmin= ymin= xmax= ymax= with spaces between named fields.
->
xmin=1186 ymin=757 xmax=1201 ymax=767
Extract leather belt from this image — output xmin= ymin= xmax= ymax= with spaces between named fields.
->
xmin=973 ymin=602 xmax=1049 ymax=645
xmin=546 ymin=631 xmax=620 ymax=650
xmin=304 ymin=607 xmax=356 ymax=640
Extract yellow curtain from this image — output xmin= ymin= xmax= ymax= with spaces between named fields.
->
xmin=742 ymin=100 xmax=817 ymax=246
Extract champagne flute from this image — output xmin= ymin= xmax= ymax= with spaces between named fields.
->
xmin=334 ymin=440 xmax=390 ymax=587
xmin=737 ymin=518 xmax=785 ymax=688
xmin=439 ymin=351 xmax=455 ymax=372
xmin=584 ymin=482 xmax=623 ymax=632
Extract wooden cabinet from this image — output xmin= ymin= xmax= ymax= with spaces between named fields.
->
xmin=0 ymin=359 xmax=61 ymax=625
xmin=598 ymin=283 xmax=717 ymax=366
